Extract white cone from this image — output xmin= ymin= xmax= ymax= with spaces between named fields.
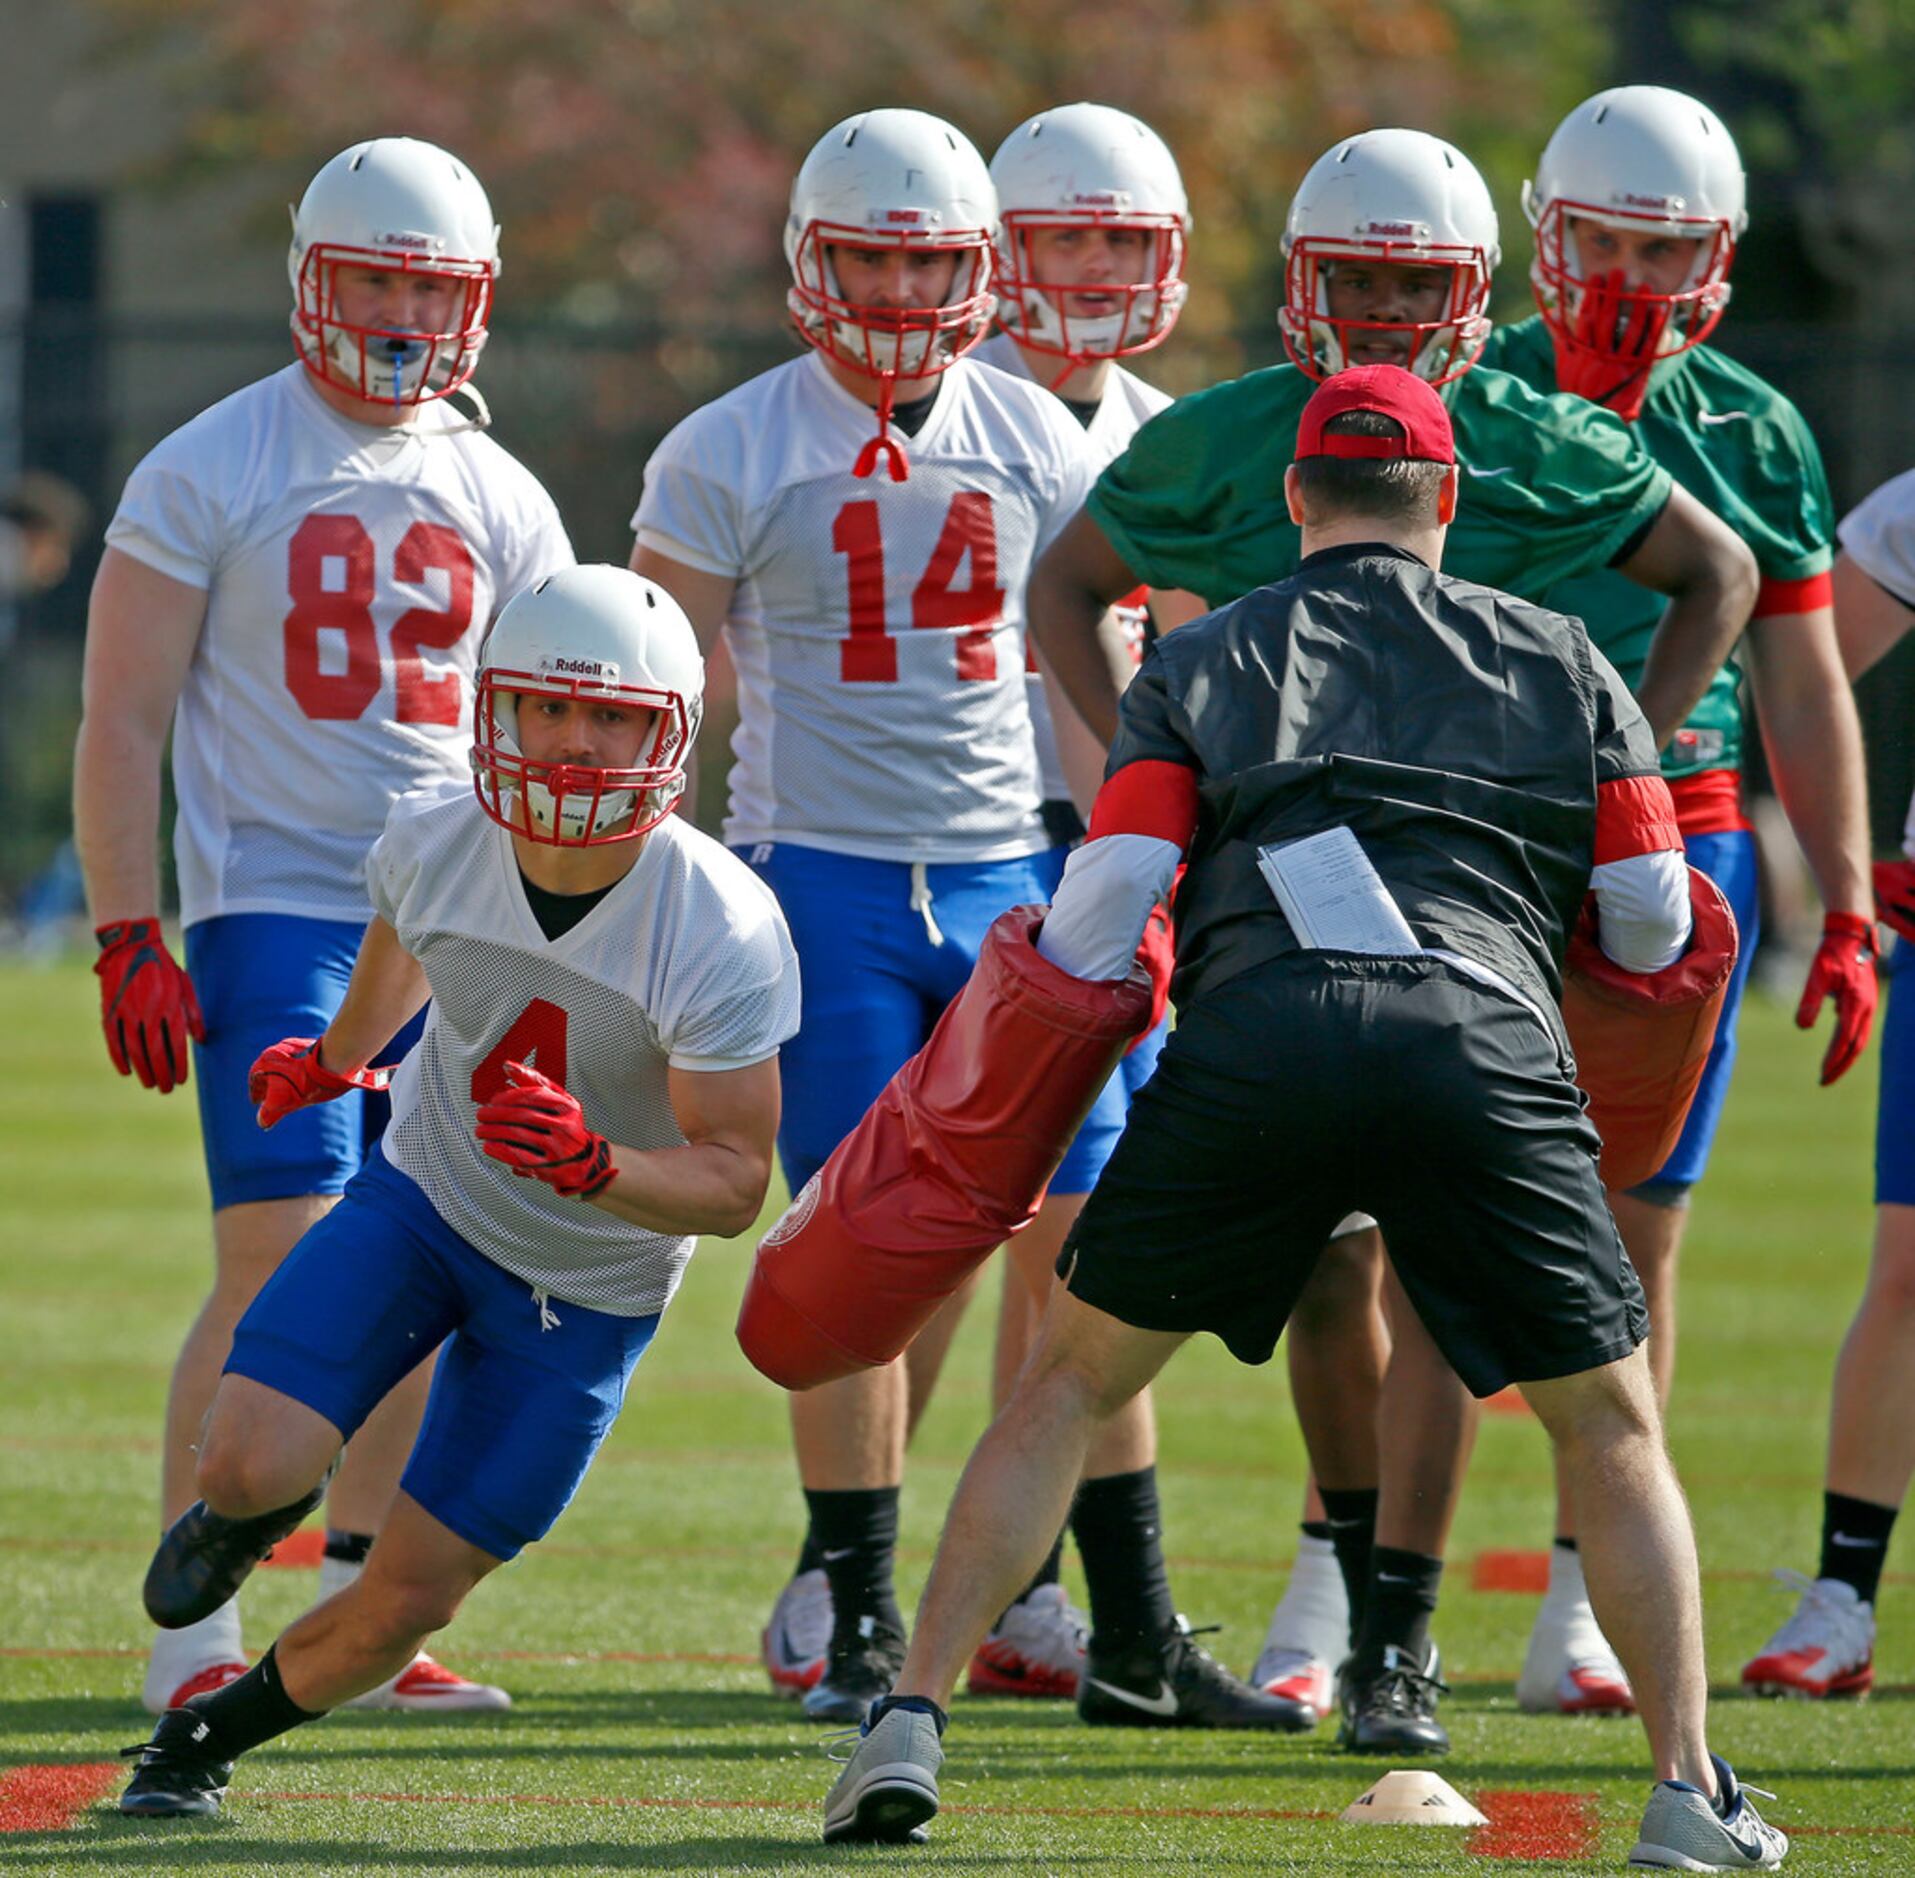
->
xmin=1341 ymin=1769 xmax=1488 ymax=1827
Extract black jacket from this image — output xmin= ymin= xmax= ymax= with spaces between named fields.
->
xmin=1105 ymin=541 xmax=1663 ymax=1034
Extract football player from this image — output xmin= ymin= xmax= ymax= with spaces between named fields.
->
xmin=1482 ymin=86 xmax=1874 ymax=1714
xmin=1740 ymin=469 xmax=1914 ymax=1701
xmin=74 ymin=137 xmax=573 ymax=1716
xmin=117 ymin=565 xmax=798 ymax=1817
xmin=1025 ymin=126 xmax=1761 ymax=1752
xmin=632 ymin=107 xmax=1300 ymax=1731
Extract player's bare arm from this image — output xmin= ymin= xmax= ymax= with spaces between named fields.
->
xmin=1832 ymin=550 xmax=1914 ymax=680
xmin=317 ymin=917 xmax=431 ymax=1073
xmin=1027 ymin=507 xmax=1152 ymax=744
xmin=1613 ymin=483 xmax=1759 ymax=748
xmin=73 ymin=548 xmax=208 ymax=924
xmin=630 ymin=545 xmax=737 ymax=816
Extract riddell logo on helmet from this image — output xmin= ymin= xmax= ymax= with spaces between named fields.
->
xmin=538 ymin=655 xmax=620 ymax=681
xmin=885 ymin=209 xmax=927 ymax=225
xmin=1071 ymin=190 xmax=1133 ymax=209
xmin=374 ymin=230 xmax=445 ymax=252
xmin=1365 ymin=220 xmax=1426 ymax=239
xmin=1620 ymin=193 xmax=1683 ymax=212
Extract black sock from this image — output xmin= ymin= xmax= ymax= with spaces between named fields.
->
xmin=868 ymin=1692 xmax=948 ymax=1736
xmin=1301 ymin=1519 xmax=1333 ymax=1544
xmin=804 ymin=1487 xmax=903 ymax=1641
xmin=1552 ymin=1535 xmax=1577 ymax=1554
xmin=1072 ymin=1466 xmax=1176 ymax=1649
xmin=1318 ymin=1486 xmax=1379 ymax=1641
xmin=1819 ymin=1491 xmax=1898 ymax=1605
xmin=996 ymin=1527 xmax=1067 ymax=1627
xmin=323 ymin=1529 xmax=374 ymax=1566
xmin=1353 ymin=1546 xmax=1444 ymax=1669
xmin=187 ymin=1643 xmax=325 ymax=1754
xmin=796 ymin=1529 xmax=825 ymax=1577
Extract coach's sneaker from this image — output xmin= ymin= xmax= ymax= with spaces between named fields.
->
xmin=802 ymin=1612 xmax=907 ymax=1724
xmin=343 ymin=1652 xmax=512 ymax=1711
xmin=143 ymin=1462 xmax=337 ymax=1630
xmin=762 ymin=1567 xmax=831 ymax=1696
xmin=1338 ymin=1639 xmax=1450 ymax=1755
xmin=821 ymin=1695 xmax=944 ymax=1845
xmin=1741 ymin=1570 xmax=1874 ymax=1700
xmin=118 ymin=1705 xmax=236 ymax=1818
xmin=1249 ymin=1534 xmax=1347 ymax=1721
xmin=1518 ymin=1546 xmax=1636 ymax=1715
xmin=1629 ymin=1754 xmax=1787 ymax=1869
xmin=1079 ymin=1616 xmax=1315 ymax=1731
xmin=967 ymin=1583 xmax=1088 ymax=1698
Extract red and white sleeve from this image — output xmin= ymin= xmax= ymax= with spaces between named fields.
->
xmin=1591 ymin=774 xmax=1692 ymax=973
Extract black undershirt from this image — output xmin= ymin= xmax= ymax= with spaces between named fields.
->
xmin=1061 ymin=396 xmax=1101 ymax=430
xmin=518 ymin=868 xmax=615 ymax=941
xmin=889 ymin=383 xmax=940 ymax=438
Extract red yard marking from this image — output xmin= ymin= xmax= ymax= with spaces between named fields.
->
xmin=1472 ymin=1549 xmax=1552 ymax=1594
xmin=260 ymin=1528 xmax=325 ymax=1569
xmin=0 ymin=1763 xmax=121 ymax=1832
xmin=1469 ymin=1790 xmax=1600 ymax=1860
xmin=1484 ymin=1387 xmax=1534 ymax=1417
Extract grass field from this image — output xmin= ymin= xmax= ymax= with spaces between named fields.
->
xmin=1 ymin=953 xmax=1908 ymax=1874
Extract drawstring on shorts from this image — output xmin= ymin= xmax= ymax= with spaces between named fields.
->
xmin=532 ymin=1289 xmax=561 ymax=1332
xmin=908 ymin=861 xmax=946 ymax=948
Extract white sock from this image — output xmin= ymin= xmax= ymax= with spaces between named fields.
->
xmin=142 ymin=1600 xmax=244 ymax=1710
xmin=316 ymin=1548 xmax=365 ymax=1603
xmin=1265 ymin=1532 xmax=1349 ymax=1659
xmin=1545 ymin=1540 xmax=1587 ymax=1605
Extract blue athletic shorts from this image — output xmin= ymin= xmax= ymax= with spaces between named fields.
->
xmin=225 ymin=1145 xmax=658 ymax=1560
xmin=185 ymin=913 xmax=425 ymax=1210
xmin=737 ymin=843 xmax=1128 ymax=1198
xmin=1628 ymin=828 xmax=1760 ymax=1203
xmin=1878 ymin=938 xmax=1915 ymax=1207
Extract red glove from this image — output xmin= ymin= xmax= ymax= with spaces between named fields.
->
xmin=474 ymin=1059 xmax=616 ymax=1199
xmin=94 ymin=919 xmax=206 ymax=1094
xmin=1795 ymin=912 xmax=1881 ymax=1086
xmin=1875 ymin=857 xmax=1915 ymax=945
xmin=1550 ymin=269 xmax=1670 ymax=420
xmin=1128 ymin=900 xmax=1176 ymax=1053
xmin=249 ymin=1037 xmax=393 ymax=1129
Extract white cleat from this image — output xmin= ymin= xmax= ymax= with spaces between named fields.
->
xmin=1249 ymin=1532 xmax=1345 ymax=1721
xmin=343 ymin=1652 xmax=512 ymax=1711
xmin=967 ymin=1582 xmax=1088 ymax=1698
xmin=762 ymin=1566 xmax=832 ymax=1697
xmin=145 ymin=1659 xmax=250 ymax=1716
xmin=1740 ymin=1570 xmax=1874 ymax=1700
xmin=143 ymin=1603 xmax=248 ymax=1715
xmin=1518 ymin=1546 xmax=1635 ymax=1715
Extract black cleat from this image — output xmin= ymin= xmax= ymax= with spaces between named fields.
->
xmin=1078 ymin=1616 xmax=1316 ymax=1731
xmin=143 ymin=1461 xmax=337 ymax=1630
xmin=1338 ymin=1640 xmax=1451 ymax=1755
xmin=802 ymin=1613 xmax=908 ymax=1725
xmin=119 ymin=1705 xmax=236 ymax=1817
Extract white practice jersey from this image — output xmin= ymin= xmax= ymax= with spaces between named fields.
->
xmin=107 ymin=364 xmax=574 ymax=926
xmin=974 ymin=334 xmax=1170 ymax=805
xmin=370 ymin=789 xmax=799 ymax=1315
xmin=1838 ymin=469 xmax=1915 ymax=855
xmin=633 ymin=352 xmax=1096 ymax=862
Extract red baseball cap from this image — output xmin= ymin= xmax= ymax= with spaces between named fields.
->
xmin=1295 ymin=364 xmax=1455 ymax=465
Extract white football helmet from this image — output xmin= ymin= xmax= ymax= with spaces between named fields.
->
xmin=1523 ymin=85 xmax=1746 ymax=367
xmin=1280 ymin=128 xmax=1499 ymax=385
xmin=785 ymin=108 xmax=998 ymax=385
xmin=471 ymin=566 xmax=704 ymax=848
xmin=990 ymin=103 xmax=1189 ymax=372
xmin=289 ymin=137 xmax=499 ymax=409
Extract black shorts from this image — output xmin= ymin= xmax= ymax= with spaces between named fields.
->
xmin=1058 ymin=953 xmax=1647 ymax=1397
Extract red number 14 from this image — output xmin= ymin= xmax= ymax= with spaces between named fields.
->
xmin=832 ymin=493 xmax=1004 ymax=684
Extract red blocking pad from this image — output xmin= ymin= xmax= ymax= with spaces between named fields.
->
xmin=0 ymin=1763 xmax=122 ymax=1832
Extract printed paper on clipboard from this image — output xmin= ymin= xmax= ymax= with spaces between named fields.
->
xmin=1255 ymin=827 xmax=1422 ymax=957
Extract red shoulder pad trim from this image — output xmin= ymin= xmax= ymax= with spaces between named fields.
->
xmin=1595 ymin=773 xmax=1683 ymax=866
xmin=1088 ymin=759 xmax=1200 ymax=850
xmin=1752 ymin=569 xmax=1833 ymax=619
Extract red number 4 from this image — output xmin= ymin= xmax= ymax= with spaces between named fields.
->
xmin=471 ymin=997 xmax=569 ymax=1104
xmin=284 ymin=514 xmax=477 ymax=724
xmin=832 ymin=493 xmax=1004 ymax=683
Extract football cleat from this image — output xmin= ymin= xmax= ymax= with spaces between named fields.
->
xmin=802 ymin=1612 xmax=907 ymax=1725
xmin=143 ymin=1461 xmax=336 ymax=1630
xmin=966 ymin=1582 xmax=1088 ymax=1699
xmin=1741 ymin=1569 xmax=1874 ymax=1700
xmin=342 ymin=1652 xmax=513 ymax=1711
xmin=1518 ymin=1551 xmax=1636 ymax=1715
xmin=118 ymin=1705 xmax=236 ymax=1818
xmin=1339 ymin=1639 xmax=1451 ymax=1755
xmin=821 ymin=1698 xmax=943 ymax=1845
xmin=1628 ymin=1753 xmax=1787 ymax=1869
xmin=762 ymin=1567 xmax=832 ymax=1696
xmin=1078 ymin=1616 xmax=1315 ymax=1731
xmin=1250 ymin=1533 xmax=1346 ymax=1721
xmin=148 ymin=1660 xmax=250 ymax=1716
